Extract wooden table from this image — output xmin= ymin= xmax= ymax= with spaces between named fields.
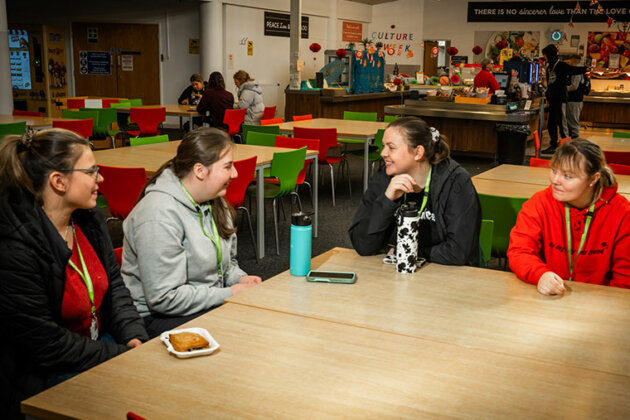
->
xmin=583 ymin=133 xmax=630 ymax=152
xmin=0 ymin=114 xmax=54 ymax=129
xmin=279 ymin=118 xmax=389 ymax=191
xmin=94 ymin=142 xmax=319 ymax=259
xmin=22 ymin=249 xmax=630 ymax=419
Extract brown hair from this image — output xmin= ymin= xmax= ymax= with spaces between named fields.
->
xmin=208 ymin=71 xmax=226 ymax=90
xmin=190 ymin=73 xmax=204 ymax=83
xmin=551 ymin=138 xmax=616 ymax=203
xmin=233 ymin=70 xmax=253 ymax=86
xmin=386 ymin=117 xmax=450 ymax=165
xmin=0 ymin=128 xmax=90 ymax=203
xmin=140 ymin=127 xmax=236 ymax=239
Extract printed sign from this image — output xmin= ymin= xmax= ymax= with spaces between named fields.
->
xmin=468 ymin=1 xmax=630 ymax=23
xmin=121 ymin=54 xmax=133 ymax=71
xmin=587 ymin=32 xmax=630 ymax=68
xmin=189 ymin=38 xmax=199 ymax=54
xmin=264 ymin=11 xmax=309 ymax=38
xmin=79 ymin=51 xmax=111 ymax=75
xmin=247 ymin=40 xmax=253 ymax=56
xmin=342 ymin=21 xmax=363 ymax=42
xmin=87 ymin=27 xmax=98 ymax=43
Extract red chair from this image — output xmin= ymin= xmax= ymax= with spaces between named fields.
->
xmin=260 ymin=117 xmax=283 ymax=126
xmin=609 ymin=163 xmax=630 ymax=175
xmin=532 ymin=130 xmax=540 ymax=158
xmin=102 ymin=99 xmax=120 ymax=108
xmin=12 ymin=110 xmax=42 ymax=117
xmin=53 ymin=119 xmax=93 ymax=139
xmin=293 ymin=114 xmax=313 ymax=121
xmin=529 ymin=158 xmax=551 ymax=168
xmin=275 ymin=136 xmax=319 ymax=205
xmin=293 ymin=126 xmax=350 ymax=206
xmin=225 ymin=156 xmax=258 ymax=262
xmin=604 ymin=151 xmax=630 ymax=166
xmin=66 ymin=98 xmax=85 ymax=109
xmin=97 ymin=165 xmax=148 ymax=221
xmin=114 ymin=247 xmax=123 ymax=267
xmin=128 ymin=107 xmax=166 ymax=137
xmin=223 ymin=108 xmax=247 ymax=140
xmin=262 ymin=106 xmax=276 ymax=120
xmin=559 ymin=137 xmax=571 ymax=145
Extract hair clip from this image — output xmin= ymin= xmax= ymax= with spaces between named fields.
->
xmin=429 ymin=127 xmax=440 ymax=143
xmin=19 ymin=130 xmax=34 ymax=149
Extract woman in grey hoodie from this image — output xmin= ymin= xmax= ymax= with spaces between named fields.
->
xmin=121 ymin=128 xmax=262 ymax=338
xmin=233 ymin=70 xmax=265 ymax=125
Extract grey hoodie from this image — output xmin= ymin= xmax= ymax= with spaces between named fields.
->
xmin=121 ymin=168 xmax=247 ymax=317
xmin=236 ymin=81 xmax=265 ymax=124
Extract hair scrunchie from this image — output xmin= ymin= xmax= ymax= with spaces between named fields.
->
xmin=18 ymin=130 xmax=34 ymax=151
xmin=429 ymin=127 xmax=440 ymax=143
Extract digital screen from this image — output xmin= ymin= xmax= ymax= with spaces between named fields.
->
xmin=10 ymin=50 xmax=31 ymax=90
xmin=8 ymin=29 xmax=28 ymax=49
xmin=495 ymin=73 xmax=509 ymax=89
xmin=308 ymin=271 xmax=355 ymax=279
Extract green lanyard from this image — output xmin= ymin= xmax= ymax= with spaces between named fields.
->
xmin=67 ymin=225 xmax=96 ymax=315
xmin=404 ymin=165 xmax=432 ymax=216
xmin=564 ymin=203 xmax=595 ymax=281
xmin=180 ymin=182 xmax=223 ymax=276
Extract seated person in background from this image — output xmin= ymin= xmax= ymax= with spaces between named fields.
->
xmin=197 ymin=71 xmax=234 ymax=131
xmin=473 ymin=58 xmax=500 ymax=94
xmin=349 ymin=117 xmax=482 ymax=266
xmin=508 ymin=139 xmax=630 ymax=296
xmin=0 ymin=129 xmax=148 ymax=418
xmin=178 ymin=73 xmax=206 ymax=130
xmin=233 ymin=70 xmax=265 ymax=125
xmin=122 ymin=127 xmax=262 ymax=338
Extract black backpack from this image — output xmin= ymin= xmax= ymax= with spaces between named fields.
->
xmin=580 ymin=74 xmax=591 ymax=96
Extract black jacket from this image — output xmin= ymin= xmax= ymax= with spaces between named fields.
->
xmin=542 ymin=44 xmax=586 ymax=103
xmin=178 ymin=83 xmax=206 ymax=105
xmin=0 ymin=186 xmax=148 ymax=419
xmin=349 ymin=158 xmax=482 ymax=266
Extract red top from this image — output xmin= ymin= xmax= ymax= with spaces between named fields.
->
xmin=61 ymin=225 xmax=109 ymax=338
xmin=507 ymin=185 xmax=630 ymax=288
xmin=473 ymin=69 xmax=500 ymax=94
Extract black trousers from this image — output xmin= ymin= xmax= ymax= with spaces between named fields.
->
xmin=143 ymin=309 xmax=211 ymax=339
xmin=547 ymin=99 xmax=567 ymax=146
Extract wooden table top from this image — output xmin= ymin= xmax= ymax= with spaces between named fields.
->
xmin=475 ymin=164 xmax=630 ymax=194
xmin=113 ymin=104 xmax=199 ymax=116
xmin=21 ymin=303 xmax=630 ymax=419
xmin=0 ymin=114 xmax=54 ymax=128
xmin=583 ymin=134 xmax=630 ymax=152
xmin=94 ymin=141 xmax=317 ymax=175
xmin=278 ymin=118 xmax=388 ymax=138
xmin=228 ymin=248 xmax=630 ymax=378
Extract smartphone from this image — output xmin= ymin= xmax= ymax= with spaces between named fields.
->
xmin=306 ymin=270 xmax=357 ymax=284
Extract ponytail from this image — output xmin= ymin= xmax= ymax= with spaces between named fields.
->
xmin=387 ymin=117 xmax=450 ymax=165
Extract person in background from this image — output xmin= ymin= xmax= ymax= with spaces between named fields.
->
xmin=349 ymin=117 xmax=482 ymax=266
xmin=233 ymin=70 xmax=265 ymax=125
xmin=473 ymin=58 xmax=500 ymax=94
xmin=508 ymin=139 xmax=630 ymax=296
xmin=178 ymin=73 xmax=206 ymax=130
xmin=122 ymin=128 xmax=262 ymax=338
xmin=197 ymin=71 xmax=234 ymax=131
xmin=0 ymin=129 xmax=148 ymax=419
xmin=566 ymin=54 xmax=585 ymax=139
xmin=541 ymin=44 xmax=586 ymax=154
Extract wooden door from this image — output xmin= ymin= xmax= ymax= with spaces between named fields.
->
xmin=72 ymin=22 xmax=118 ymax=98
xmin=423 ymin=40 xmax=438 ymax=78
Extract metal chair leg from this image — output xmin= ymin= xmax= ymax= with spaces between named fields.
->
xmin=273 ymin=198 xmax=280 ymax=255
xmin=238 ymin=206 xmax=259 ymax=263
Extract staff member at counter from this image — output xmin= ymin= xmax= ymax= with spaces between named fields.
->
xmin=473 ymin=59 xmax=500 ymax=94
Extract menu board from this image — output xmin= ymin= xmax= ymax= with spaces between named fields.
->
xmin=9 ymin=29 xmax=32 ymax=90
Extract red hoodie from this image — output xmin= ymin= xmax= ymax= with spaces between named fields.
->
xmin=508 ymin=185 xmax=630 ymax=288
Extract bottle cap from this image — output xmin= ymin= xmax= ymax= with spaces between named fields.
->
xmin=291 ymin=211 xmax=312 ymax=226
xmin=400 ymin=202 xmax=419 ymax=217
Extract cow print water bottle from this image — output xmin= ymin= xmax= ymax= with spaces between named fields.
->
xmin=396 ymin=202 xmax=420 ymax=273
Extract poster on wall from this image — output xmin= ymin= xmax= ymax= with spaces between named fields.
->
xmin=342 ymin=22 xmax=362 ymax=42
xmin=264 ymin=11 xmax=309 ymax=38
xmin=587 ymin=32 xmax=630 ymax=69
xmin=473 ymin=31 xmax=540 ymax=63
xmin=468 ymin=1 xmax=630 ymax=23
xmin=44 ymin=26 xmax=68 ymax=116
xmin=369 ymin=30 xmax=418 ymax=64
xmin=9 ymin=29 xmax=31 ymax=90
xmin=79 ymin=51 xmax=112 ymax=75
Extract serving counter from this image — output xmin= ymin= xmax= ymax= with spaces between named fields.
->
xmin=582 ymin=91 xmax=630 ymax=128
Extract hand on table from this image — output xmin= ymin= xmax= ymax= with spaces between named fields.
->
xmin=181 ymin=99 xmax=189 ymax=105
xmin=126 ymin=338 xmax=143 ymax=348
xmin=230 ymin=276 xmax=262 ymax=295
xmin=537 ymin=271 xmax=566 ymax=296
xmin=239 ymin=275 xmax=262 ymax=284
xmin=384 ymin=174 xmax=421 ymax=202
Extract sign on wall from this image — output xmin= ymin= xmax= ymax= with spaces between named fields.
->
xmin=189 ymin=38 xmax=199 ymax=54
xmin=370 ymin=30 xmax=417 ymax=62
xmin=342 ymin=21 xmax=363 ymax=42
xmin=264 ymin=11 xmax=309 ymax=38
xmin=468 ymin=1 xmax=630 ymax=22
xmin=78 ymin=50 xmax=111 ymax=75
xmin=587 ymin=32 xmax=630 ymax=68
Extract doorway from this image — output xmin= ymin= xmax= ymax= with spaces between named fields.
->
xmin=423 ymin=40 xmax=451 ymax=78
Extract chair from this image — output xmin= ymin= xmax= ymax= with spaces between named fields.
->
xmin=129 ymin=134 xmax=169 ymax=147
xmin=479 ymin=219 xmax=494 ymax=265
xmin=128 ymin=98 xmax=143 ymax=106
xmin=242 ymin=124 xmax=280 ymax=143
xmin=53 ymin=119 xmax=93 ymax=139
xmin=66 ymin=98 xmax=85 ymax=109
xmin=533 ymin=130 xmax=540 ymax=158
xmin=262 ymin=106 xmax=276 ymax=120
xmin=340 ymin=111 xmax=378 ymax=147
xmin=294 ymin=126 xmax=350 ymax=206
xmin=478 ymin=194 xmax=528 ymax=258
xmin=81 ymin=107 xmax=119 ymax=147
xmin=348 ymin=128 xmax=385 ymax=174
xmin=101 ymin=99 xmax=120 ymax=108
xmin=275 ymin=135 xmax=320 ymax=205
xmin=559 ymin=137 xmax=571 ymax=145
xmin=223 ymin=108 xmax=247 ymax=140
xmin=246 ymin=147 xmax=307 ymax=255
xmin=609 ymin=163 xmax=630 ymax=175
xmin=612 ymin=131 xmax=630 ymax=138
xmin=114 ymin=247 xmax=123 ymax=267
xmin=84 ymin=99 xmax=103 ymax=108
xmin=246 ymin=131 xmax=277 ymax=147
xmin=12 ymin=110 xmax=41 ymax=117
xmin=110 ymin=101 xmax=132 ymax=109
xmin=604 ymin=151 xmax=630 ymax=166
xmin=0 ymin=121 xmax=27 ymax=139
xmin=97 ymin=165 xmax=148 ymax=221
xmin=293 ymin=114 xmax=313 ymax=121
xmin=225 ymin=156 xmax=258 ymax=262
xmin=128 ymin=107 xmax=166 ymax=137
xmin=384 ymin=115 xmax=400 ymax=123
xmin=260 ymin=117 xmax=283 ymax=126
xmin=62 ymin=109 xmax=100 ymax=138
xmin=529 ymin=158 xmax=551 ymax=168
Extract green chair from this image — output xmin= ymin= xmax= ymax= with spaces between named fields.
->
xmin=246 ymin=131 xmax=277 ymax=147
xmin=479 ymin=219 xmax=494 ymax=265
xmin=612 ymin=131 xmax=630 ymax=138
xmin=129 ymin=134 xmax=169 ymax=147
xmin=384 ymin=115 xmax=400 ymax=123
xmin=128 ymin=98 xmax=143 ymax=106
xmin=478 ymin=194 xmax=528 ymax=258
xmin=82 ymin=107 xmax=119 ymax=147
xmin=348 ymin=128 xmax=385 ymax=174
xmin=242 ymin=124 xmax=280 ymax=143
xmin=62 ymin=110 xmax=100 ymax=138
xmin=0 ymin=121 xmax=27 ymax=141
xmin=110 ymin=101 xmax=132 ymax=109
xmin=247 ymin=147 xmax=307 ymax=255
xmin=339 ymin=111 xmax=378 ymax=146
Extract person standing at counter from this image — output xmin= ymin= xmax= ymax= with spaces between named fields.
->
xmin=473 ymin=58 xmax=500 ymax=94
xmin=508 ymin=139 xmax=630 ymax=295
xmin=566 ymin=55 xmax=586 ymax=139
xmin=349 ymin=117 xmax=482 ymax=266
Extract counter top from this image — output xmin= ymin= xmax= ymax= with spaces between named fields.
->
xmin=584 ymin=95 xmax=630 ymax=104
xmin=385 ymin=100 xmax=539 ymax=123
xmin=286 ymin=88 xmax=411 ymax=103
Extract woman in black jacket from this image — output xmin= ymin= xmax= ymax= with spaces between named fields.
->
xmin=0 ymin=129 xmax=148 ymax=419
xmin=349 ymin=117 xmax=481 ymax=266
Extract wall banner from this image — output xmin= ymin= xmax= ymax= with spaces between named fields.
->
xmin=468 ymin=1 xmax=630 ymax=23
xmin=264 ymin=12 xmax=309 ymax=38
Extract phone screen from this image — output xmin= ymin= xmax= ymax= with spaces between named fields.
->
xmin=308 ymin=271 xmax=355 ymax=279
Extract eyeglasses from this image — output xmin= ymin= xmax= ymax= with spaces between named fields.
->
xmin=59 ymin=166 xmax=100 ymax=180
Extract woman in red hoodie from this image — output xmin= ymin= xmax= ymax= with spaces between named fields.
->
xmin=508 ymin=138 xmax=630 ymax=295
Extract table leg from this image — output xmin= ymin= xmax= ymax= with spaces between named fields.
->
xmin=189 ymin=114 xmax=193 ymax=132
xmin=363 ymin=137 xmax=371 ymax=191
xmin=179 ymin=116 xmax=183 ymax=132
xmin=312 ymin=157 xmax=318 ymax=238
xmin=256 ymin=166 xmax=265 ymax=259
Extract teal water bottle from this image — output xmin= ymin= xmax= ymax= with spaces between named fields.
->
xmin=290 ymin=212 xmax=312 ymax=276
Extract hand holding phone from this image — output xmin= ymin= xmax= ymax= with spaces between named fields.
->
xmin=306 ymin=270 xmax=356 ymax=284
